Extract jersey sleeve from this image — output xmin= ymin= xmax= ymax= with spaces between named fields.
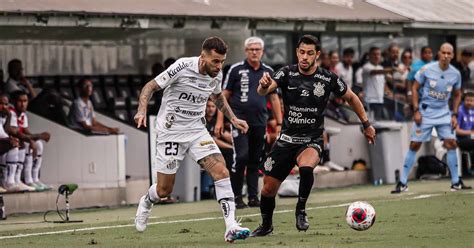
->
xmin=154 ymin=58 xmax=187 ymax=89
xmin=414 ymin=65 xmax=427 ymax=86
xmin=272 ymin=66 xmax=288 ymax=88
xmin=23 ymin=114 xmax=29 ymax=128
xmin=212 ymin=72 xmax=223 ymax=94
xmin=9 ymin=110 xmax=18 ymax=128
xmin=454 ymin=70 xmax=462 ymax=90
xmin=330 ymin=74 xmax=348 ymax=97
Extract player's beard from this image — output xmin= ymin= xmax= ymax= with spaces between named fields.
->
xmin=299 ymin=60 xmax=315 ymax=72
xmin=206 ymin=64 xmax=220 ymax=78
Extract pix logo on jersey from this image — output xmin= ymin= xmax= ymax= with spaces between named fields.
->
xmin=178 ymin=92 xmax=207 ymax=103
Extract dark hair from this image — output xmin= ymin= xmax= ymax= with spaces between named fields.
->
xmin=329 ymin=50 xmax=338 ymax=57
xmin=7 ymin=59 xmax=22 ymax=74
xmin=10 ymin=90 xmax=28 ymax=102
xmin=465 ymin=91 xmax=474 ymax=98
xmin=421 ymin=46 xmax=432 ymax=54
xmin=76 ymin=77 xmax=92 ymax=89
xmin=202 ymin=37 xmax=228 ymax=55
xmin=369 ymin=46 xmax=380 ymax=54
xmin=461 ymin=50 xmax=473 ymax=57
xmin=163 ymin=58 xmax=176 ymax=69
xmin=297 ymin=35 xmax=321 ymax=51
xmin=343 ymin=48 xmax=355 ymax=56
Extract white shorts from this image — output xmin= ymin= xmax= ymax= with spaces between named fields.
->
xmin=155 ymin=131 xmax=221 ymax=174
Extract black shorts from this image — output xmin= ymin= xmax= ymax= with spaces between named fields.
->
xmin=262 ymin=137 xmax=323 ymax=181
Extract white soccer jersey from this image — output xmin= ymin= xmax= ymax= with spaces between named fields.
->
xmin=0 ymin=116 xmax=9 ymax=139
xmin=154 ymin=56 xmax=222 ymax=142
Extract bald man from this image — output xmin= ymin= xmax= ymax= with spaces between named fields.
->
xmin=392 ymin=43 xmax=471 ymax=193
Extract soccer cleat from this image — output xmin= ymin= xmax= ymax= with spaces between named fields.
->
xmin=235 ymin=196 xmax=248 ymax=209
xmin=451 ymin=179 xmax=472 ymax=191
xmin=17 ymin=182 xmax=36 ymax=192
xmin=27 ymin=182 xmax=43 ymax=191
xmin=0 ymin=186 xmax=6 ymax=193
xmin=247 ymin=197 xmax=260 ymax=208
xmin=6 ymin=184 xmax=21 ymax=192
xmin=295 ymin=210 xmax=310 ymax=231
xmin=36 ymin=181 xmax=52 ymax=191
xmin=135 ymin=194 xmax=153 ymax=232
xmin=224 ymin=223 xmax=250 ymax=243
xmin=250 ymin=224 xmax=273 ymax=237
xmin=391 ymin=182 xmax=408 ymax=194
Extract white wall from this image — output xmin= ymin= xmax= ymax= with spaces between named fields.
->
xmin=95 ymin=113 xmax=149 ymax=180
xmin=28 ymin=112 xmax=126 ymax=188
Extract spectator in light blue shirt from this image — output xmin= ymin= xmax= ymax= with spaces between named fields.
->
xmin=407 ymin=46 xmax=433 ymax=81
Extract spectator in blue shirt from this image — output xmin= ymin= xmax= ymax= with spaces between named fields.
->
xmin=456 ymin=91 xmax=474 ymax=175
xmin=407 ymin=46 xmax=433 ymax=82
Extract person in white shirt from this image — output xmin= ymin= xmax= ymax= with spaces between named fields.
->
xmin=335 ymin=48 xmax=355 ymax=90
xmin=4 ymin=59 xmax=37 ymax=99
xmin=9 ymin=91 xmax=51 ymax=191
xmin=362 ymin=47 xmax=397 ymax=120
xmin=0 ymin=94 xmax=19 ymax=192
xmin=133 ymin=37 xmax=251 ymax=243
xmin=68 ymin=78 xmax=119 ymax=134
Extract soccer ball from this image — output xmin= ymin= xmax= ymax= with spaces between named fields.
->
xmin=345 ymin=201 xmax=376 ymax=231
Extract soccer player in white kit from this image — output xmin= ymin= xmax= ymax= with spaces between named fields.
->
xmin=134 ymin=37 xmax=251 ymax=242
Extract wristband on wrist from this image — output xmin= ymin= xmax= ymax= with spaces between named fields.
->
xmin=362 ymin=120 xmax=371 ymax=129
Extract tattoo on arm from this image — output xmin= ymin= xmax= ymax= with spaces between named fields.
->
xmin=137 ymin=80 xmax=161 ymax=114
xmin=198 ymin=153 xmax=225 ymax=172
xmin=211 ymin=93 xmax=236 ymax=121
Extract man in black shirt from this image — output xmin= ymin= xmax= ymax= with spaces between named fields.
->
xmin=215 ymin=37 xmax=282 ymax=208
xmin=251 ymin=35 xmax=376 ymax=236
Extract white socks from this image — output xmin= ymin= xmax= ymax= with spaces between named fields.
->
xmin=32 ymin=141 xmax=43 ymax=183
xmin=147 ymin=183 xmax=160 ymax=204
xmin=5 ymin=148 xmax=18 ymax=186
xmin=214 ymin=177 xmax=236 ymax=229
xmin=15 ymin=149 xmax=25 ymax=184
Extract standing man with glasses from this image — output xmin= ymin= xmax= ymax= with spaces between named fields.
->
xmin=216 ymin=37 xmax=282 ymax=209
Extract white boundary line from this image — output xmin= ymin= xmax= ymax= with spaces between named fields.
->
xmin=1 ymin=191 xmax=472 ymax=240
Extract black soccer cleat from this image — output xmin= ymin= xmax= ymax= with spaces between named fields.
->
xmin=247 ymin=197 xmax=261 ymax=208
xmin=295 ymin=210 xmax=309 ymax=231
xmin=250 ymin=224 xmax=273 ymax=237
xmin=235 ymin=196 xmax=248 ymax=209
xmin=391 ymin=182 xmax=408 ymax=194
xmin=451 ymin=179 xmax=472 ymax=191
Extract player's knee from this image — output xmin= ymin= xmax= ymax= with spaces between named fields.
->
xmin=210 ymin=164 xmax=229 ymax=181
xmin=156 ymin=185 xmax=173 ymax=198
xmin=409 ymin=142 xmax=422 ymax=151
xmin=261 ymin=184 xmax=278 ymax=197
xmin=444 ymin=140 xmax=457 ymax=150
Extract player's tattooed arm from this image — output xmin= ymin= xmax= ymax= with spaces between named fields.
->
xmin=134 ymin=80 xmax=162 ymax=128
xmin=210 ymin=92 xmax=249 ymax=133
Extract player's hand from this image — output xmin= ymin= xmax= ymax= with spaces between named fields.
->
xmin=259 ymin=72 xmax=273 ymax=89
xmin=134 ymin=112 xmax=147 ymax=128
xmin=364 ymin=126 xmax=376 ymax=145
xmin=414 ymin=111 xmax=422 ymax=125
xmin=275 ymin=124 xmax=282 ymax=136
xmin=9 ymin=137 xmax=19 ymax=147
xmin=451 ymin=115 xmax=458 ymax=130
xmin=108 ymin=127 xmax=120 ymax=134
xmin=39 ymin=132 xmax=51 ymax=142
xmin=214 ymin=121 xmax=224 ymax=138
xmin=231 ymin=117 xmax=249 ymax=134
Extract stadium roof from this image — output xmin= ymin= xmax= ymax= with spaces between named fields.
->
xmin=0 ymin=0 xmax=408 ymax=22
xmin=367 ymin=0 xmax=474 ymax=24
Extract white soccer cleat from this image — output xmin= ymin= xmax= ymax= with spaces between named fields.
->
xmin=224 ymin=223 xmax=251 ymax=243
xmin=17 ymin=182 xmax=36 ymax=192
xmin=135 ymin=194 xmax=153 ymax=232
